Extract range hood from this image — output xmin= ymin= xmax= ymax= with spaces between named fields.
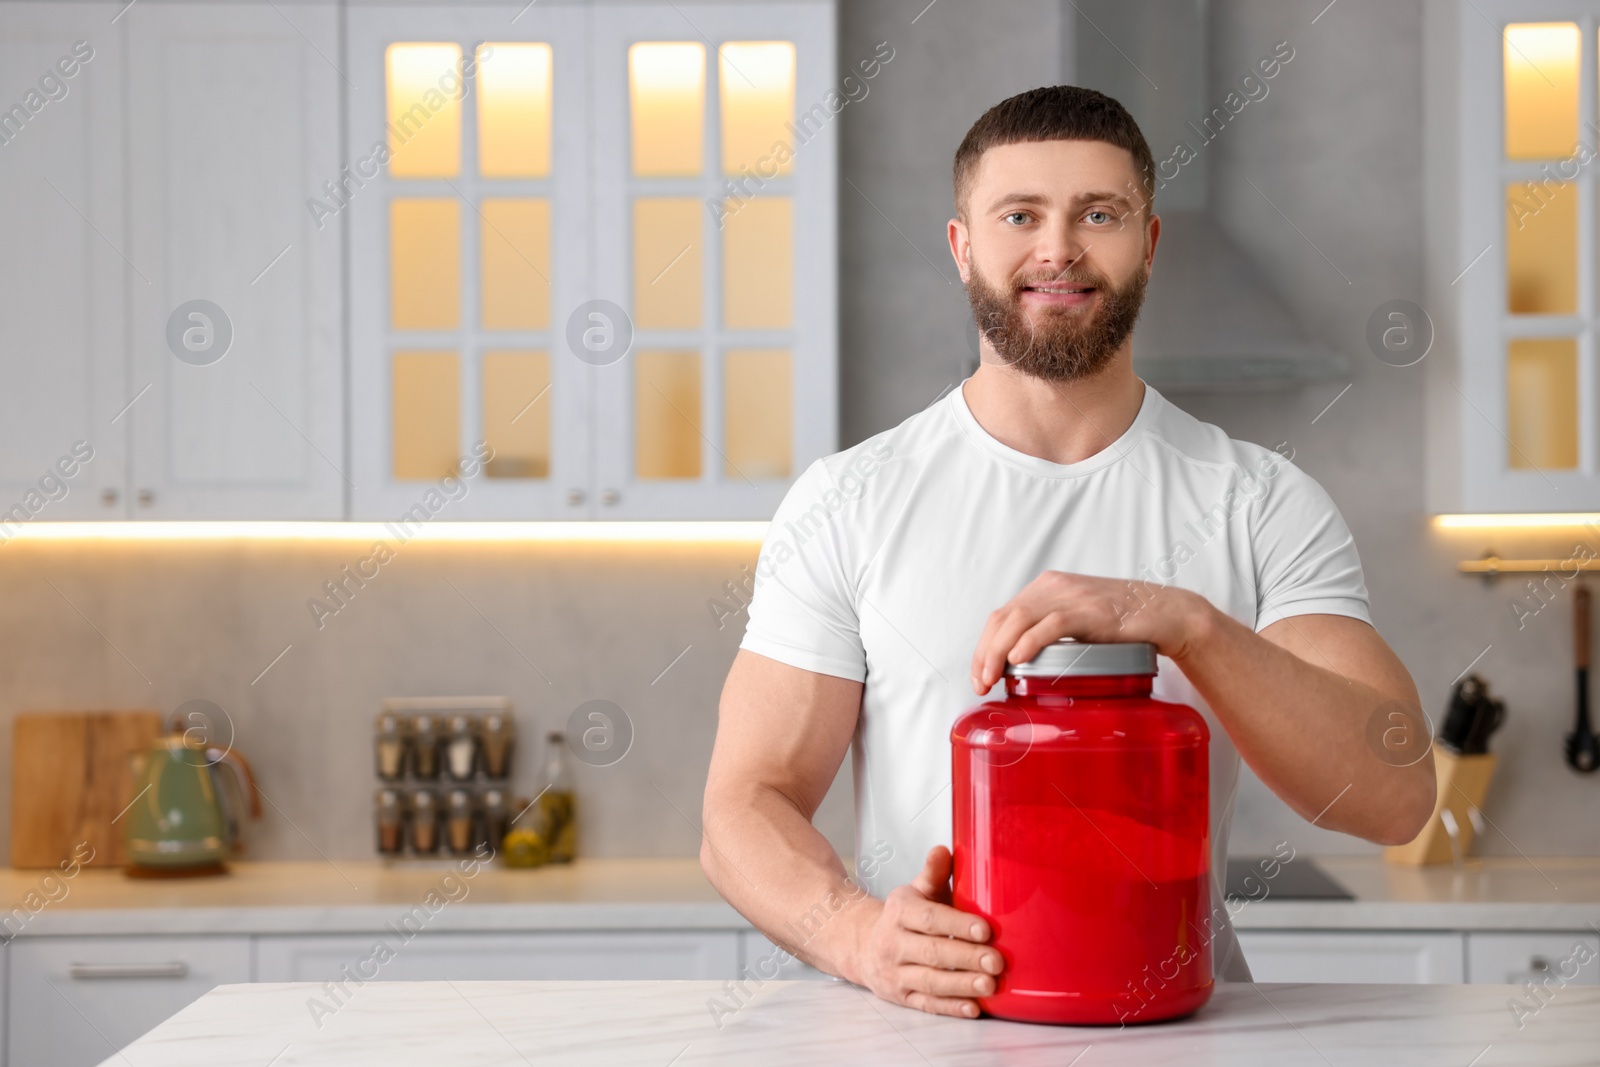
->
xmin=1132 ymin=211 xmax=1347 ymax=391
xmin=1070 ymin=0 xmax=1347 ymax=391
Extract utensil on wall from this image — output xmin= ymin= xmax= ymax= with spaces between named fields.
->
xmin=1567 ymin=585 xmax=1599 ymax=773
xmin=124 ymin=717 xmax=261 ymax=876
xmin=11 ymin=711 xmax=163 ymax=868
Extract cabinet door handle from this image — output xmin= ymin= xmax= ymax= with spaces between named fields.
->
xmin=137 ymin=488 xmax=155 ymax=507
xmin=69 ymin=962 xmax=188 ymax=980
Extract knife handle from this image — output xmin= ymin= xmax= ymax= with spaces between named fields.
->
xmin=1577 ymin=586 xmax=1591 ymax=669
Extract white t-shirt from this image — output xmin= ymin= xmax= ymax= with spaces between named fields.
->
xmin=738 ymin=378 xmax=1373 ymax=983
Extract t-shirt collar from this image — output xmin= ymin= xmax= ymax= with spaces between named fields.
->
xmin=947 ymin=375 xmax=1161 ymax=479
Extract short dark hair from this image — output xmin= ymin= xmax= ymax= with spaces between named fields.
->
xmin=952 ymin=85 xmax=1155 ymax=221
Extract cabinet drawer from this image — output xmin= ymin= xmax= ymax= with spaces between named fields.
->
xmin=9 ymin=935 xmax=251 ymax=1067
xmin=1467 ymin=933 xmax=1600 ymax=986
xmin=256 ymin=931 xmax=740 ymax=982
xmin=1236 ymin=931 xmax=1465 ymax=984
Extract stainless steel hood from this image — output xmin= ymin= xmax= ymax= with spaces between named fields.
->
xmin=1070 ymin=0 xmax=1347 ymax=392
xmin=1132 ymin=211 xmax=1347 ymax=391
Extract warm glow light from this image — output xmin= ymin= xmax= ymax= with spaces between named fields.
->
xmin=1503 ymin=23 xmax=1579 ymax=160
xmin=629 ymin=42 xmax=705 ymax=176
xmin=719 ymin=41 xmax=795 ymax=176
xmin=386 ymin=43 xmax=463 ymax=177
xmin=1435 ymin=514 xmax=1600 ymax=529
xmin=0 ymin=522 xmax=769 ymax=543
xmin=477 ymin=42 xmax=553 ymax=177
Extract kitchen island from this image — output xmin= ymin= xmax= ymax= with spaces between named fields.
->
xmin=102 ymin=978 xmax=1600 ymax=1066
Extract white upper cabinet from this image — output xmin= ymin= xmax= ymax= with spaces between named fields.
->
xmin=126 ymin=2 xmax=346 ymax=519
xmin=0 ymin=2 xmax=128 ymax=519
xmin=346 ymin=2 xmax=837 ymax=520
xmin=1427 ymin=1 xmax=1600 ymax=513
xmin=346 ymin=3 xmax=593 ymax=519
xmin=590 ymin=4 xmax=838 ymax=519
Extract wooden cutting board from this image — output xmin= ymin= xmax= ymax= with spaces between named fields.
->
xmin=11 ymin=711 xmax=163 ymax=868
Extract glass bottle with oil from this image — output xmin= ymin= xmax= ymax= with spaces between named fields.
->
xmin=537 ymin=730 xmax=576 ymax=863
xmin=500 ymin=731 xmax=577 ymax=867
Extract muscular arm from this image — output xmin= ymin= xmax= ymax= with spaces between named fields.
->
xmin=703 ymin=650 xmax=1003 ymax=1017
xmin=970 ymin=574 xmax=1436 ymax=846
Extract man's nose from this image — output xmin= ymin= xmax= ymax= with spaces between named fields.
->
xmin=1032 ymin=221 xmax=1087 ymax=273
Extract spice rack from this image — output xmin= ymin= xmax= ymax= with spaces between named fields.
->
xmin=373 ymin=696 xmax=517 ymax=860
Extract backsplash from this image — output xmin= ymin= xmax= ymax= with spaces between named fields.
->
xmin=0 ymin=537 xmax=856 ymax=864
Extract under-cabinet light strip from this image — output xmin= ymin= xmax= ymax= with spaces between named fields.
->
xmin=1434 ymin=514 xmax=1600 ymax=530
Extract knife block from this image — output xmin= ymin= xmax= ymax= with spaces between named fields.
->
xmin=1384 ymin=747 xmax=1497 ymax=866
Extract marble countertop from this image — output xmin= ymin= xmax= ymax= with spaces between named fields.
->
xmin=9 ymin=855 xmax=1600 ymax=937
xmin=103 ymin=979 xmax=1600 ymax=1066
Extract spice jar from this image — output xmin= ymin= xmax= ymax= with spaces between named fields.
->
xmin=951 ymin=639 xmax=1212 ymax=1025
xmin=375 ymin=713 xmax=408 ymax=780
xmin=375 ymin=787 xmax=404 ymax=855
xmin=409 ymin=788 xmax=441 ymax=854
xmin=444 ymin=714 xmax=478 ymax=781
xmin=411 ymin=714 xmax=442 ymax=780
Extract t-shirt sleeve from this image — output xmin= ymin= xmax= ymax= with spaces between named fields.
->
xmin=1248 ymin=452 xmax=1373 ymax=632
xmin=738 ymin=459 xmax=868 ymax=682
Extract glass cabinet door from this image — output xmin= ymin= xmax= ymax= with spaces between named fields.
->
xmin=591 ymin=4 xmax=836 ymax=520
xmin=347 ymin=5 xmax=590 ymax=519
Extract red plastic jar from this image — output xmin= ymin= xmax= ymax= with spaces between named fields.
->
xmin=951 ymin=638 xmax=1212 ymax=1025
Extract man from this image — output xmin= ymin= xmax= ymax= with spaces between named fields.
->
xmin=702 ymin=85 xmax=1434 ymax=1020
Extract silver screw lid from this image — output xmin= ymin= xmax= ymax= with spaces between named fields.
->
xmin=1004 ymin=638 xmax=1157 ymax=677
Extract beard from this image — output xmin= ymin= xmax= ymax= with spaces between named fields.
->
xmin=966 ymin=259 xmax=1148 ymax=382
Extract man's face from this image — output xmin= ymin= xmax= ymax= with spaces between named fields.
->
xmin=949 ymin=139 xmax=1158 ymax=382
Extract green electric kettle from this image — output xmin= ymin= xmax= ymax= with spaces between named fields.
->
xmin=124 ymin=718 xmax=260 ymax=876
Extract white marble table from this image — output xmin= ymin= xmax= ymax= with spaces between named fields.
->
xmin=102 ymin=979 xmax=1600 ymax=1066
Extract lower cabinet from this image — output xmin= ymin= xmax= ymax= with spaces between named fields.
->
xmin=736 ymin=931 xmax=834 ymax=982
xmin=255 ymin=931 xmax=740 ymax=982
xmin=1465 ymin=933 xmax=1600 ymax=987
xmin=1236 ymin=931 xmax=1466 ymax=984
xmin=8 ymin=935 xmax=251 ymax=1067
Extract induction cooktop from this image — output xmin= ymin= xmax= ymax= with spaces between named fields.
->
xmin=1223 ymin=856 xmax=1354 ymax=901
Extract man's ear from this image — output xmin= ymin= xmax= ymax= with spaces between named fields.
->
xmin=1144 ymin=213 xmax=1161 ymax=275
xmin=948 ymin=216 xmax=971 ymax=284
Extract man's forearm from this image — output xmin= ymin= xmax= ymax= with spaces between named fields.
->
xmin=1169 ymin=597 xmax=1435 ymax=845
xmin=700 ymin=783 xmax=878 ymax=982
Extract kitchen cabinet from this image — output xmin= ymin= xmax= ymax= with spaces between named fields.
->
xmin=7 ymin=934 xmax=251 ymax=1067
xmin=255 ymin=931 xmax=739 ymax=981
xmin=1424 ymin=2 xmax=1600 ymax=512
xmin=1466 ymin=931 xmax=1600 ymax=986
xmin=1236 ymin=931 xmax=1466 ymax=984
xmin=0 ymin=1 xmax=345 ymax=523
xmin=0 ymin=2 xmax=128 ymax=520
xmin=737 ymin=930 xmax=831 ymax=981
xmin=124 ymin=2 xmax=346 ymax=519
xmin=345 ymin=2 xmax=837 ymax=520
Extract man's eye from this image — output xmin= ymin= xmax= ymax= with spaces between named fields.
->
xmin=1003 ymin=212 xmax=1030 ymax=225
xmin=1085 ymin=210 xmax=1114 ymax=224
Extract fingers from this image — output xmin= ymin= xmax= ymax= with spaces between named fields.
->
xmin=1009 ymin=613 xmax=1073 ymax=670
xmin=892 ymin=892 xmax=992 ymax=942
xmin=900 ymin=929 xmax=1003 ymax=973
xmin=908 ymin=846 xmax=952 ymax=901
xmin=973 ymin=604 xmax=1050 ymax=692
xmin=900 ymin=963 xmax=998 ymax=999
xmin=903 ymin=990 xmax=982 ymax=1019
